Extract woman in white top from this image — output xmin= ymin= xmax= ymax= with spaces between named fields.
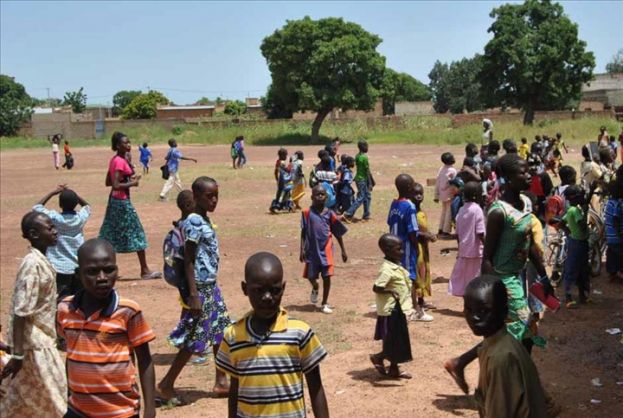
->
xmin=482 ymin=119 xmax=493 ymax=145
xmin=48 ymin=134 xmax=61 ymax=170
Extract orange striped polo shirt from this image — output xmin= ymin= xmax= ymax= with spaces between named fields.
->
xmin=57 ymin=290 xmax=155 ymax=418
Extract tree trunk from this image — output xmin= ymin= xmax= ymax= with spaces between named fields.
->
xmin=523 ymin=101 xmax=535 ymax=125
xmin=311 ymin=107 xmax=331 ymax=142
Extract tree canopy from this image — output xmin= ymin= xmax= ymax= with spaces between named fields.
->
xmin=122 ymin=90 xmax=170 ymax=119
xmin=429 ymin=56 xmax=485 ymax=114
xmin=478 ymin=0 xmax=594 ymax=124
xmin=63 ymin=87 xmax=87 ymax=114
xmin=0 ymin=74 xmax=33 ymax=136
xmin=224 ymin=100 xmax=247 ymax=116
xmin=112 ymin=90 xmax=141 ymax=116
xmin=261 ymin=16 xmax=386 ymax=140
xmin=381 ymin=69 xmax=430 ymax=115
xmin=605 ymin=49 xmax=623 ymax=74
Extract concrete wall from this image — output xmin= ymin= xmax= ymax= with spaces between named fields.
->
xmin=579 ymin=101 xmax=605 ymax=111
xmin=156 ymin=108 xmax=214 ymax=119
xmin=451 ymin=109 xmax=614 ymax=127
xmin=395 ymin=101 xmax=435 ymax=116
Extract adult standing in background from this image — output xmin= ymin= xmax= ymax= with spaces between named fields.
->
xmin=159 ymin=138 xmax=197 ymax=201
xmin=482 ymin=119 xmax=493 ymax=145
xmin=100 ymin=131 xmax=161 ymax=280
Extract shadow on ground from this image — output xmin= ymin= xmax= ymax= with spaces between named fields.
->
xmin=432 ymin=393 xmax=478 ymax=415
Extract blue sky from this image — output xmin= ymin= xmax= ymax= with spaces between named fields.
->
xmin=1 ymin=1 xmax=621 ymax=105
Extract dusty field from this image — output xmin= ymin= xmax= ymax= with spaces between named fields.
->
xmin=1 ymin=142 xmax=622 ymax=417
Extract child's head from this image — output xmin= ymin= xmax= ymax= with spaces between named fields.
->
xmin=237 ymin=135 xmax=244 ymax=141
xmin=441 ymin=152 xmax=455 ymax=166
xmin=600 ymin=125 xmax=606 ymax=134
xmin=564 ymin=185 xmax=585 ymax=206
xmin=556 ymin=132 xmax=562 ymax=140
xmin=487 ymin=140 xmax=500 ymax=156
xmin=191 ymin=176 xmax=218 ymax=213
xmin=449 ymin=177 xmax=464 ymax=196
xmin=168 ymin=138 xmax=178 ymax=148
xmin=521 ymin=137 xmax=527 ymax=144
xmin=294 ymin=150 xmax=304 ymax=161
xmin=111 ymin=131 xmax=130 ymax=153
xmin=394 ymin=173 xmax=415 ymax=198
xmin=465 ymin=143 xmax=478 ymax=158
xmin=343 ymin=155 xmax=355 ymax=168
xmin=609 ymin=135 xmax=616 ymax=143
xmin=463 ymin=181 xmax=482 ymax=204
xmin=558 ymin=165 xmax=577 ymax=185
xmin=242 ymin=252 xmax=285 ymax=320
xmin=77 ymin=238 xmax=118 ymax=301
xmin=598 ymin=147 xmax=613 ymax=164
xmin=581 ymin=145 xmax=591 ymax=161
xmin=378 ymin=233 xmax=403 ymax=264
xmin=463 ymin=157 xmax=476 ymax=169
xmin=176 ymin=189 xmax=195 ymax=218
xmin=65 ymin=140 xmax=69 ymax=145
xmin=59 ymin=188 xmax=79 ymax=212
xmin=311 ymin=184 xmax=327 ymax=209
xmin=277 ymin=148 xmax=288 ymax=160
xmin=142 ymin=142 xmax=148 ymax=148
xmin=357 ymin=139 xmax=368 ymax=153
xmin=530 ymin=142 xmax=542 ymax=155
xmin=324 ymin=144 xmax=336 ymax=157
xmin=413 ymin=182 xmax=424 ymax=206
xmin=535 ymin=135 xmax=542 ymax=142
xmin=21 ymin=211 xmax=57 ymax=248
xmin=464 ymin=275 xmax=508 ymax=337
xmin=495 ymin=154 xmax=530 ymax=192
xmin=502 ymin=138 xmax=517 ymax=154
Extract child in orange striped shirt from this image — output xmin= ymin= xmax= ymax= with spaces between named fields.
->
xmin=57 ymin=238 xmax=156 ymax=418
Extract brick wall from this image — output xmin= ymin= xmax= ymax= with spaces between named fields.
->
xmin=450 ymin=109 xmax=614 ymax=127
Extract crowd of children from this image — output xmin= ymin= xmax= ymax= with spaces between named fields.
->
xmin=2 ymin=127 xmax=622 ymax=418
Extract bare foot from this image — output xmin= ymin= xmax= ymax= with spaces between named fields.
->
xmin=212 ymin=384 xmax=230 ymax=397
xmin=444 ymin=358 xmax=469 ymax=394
xmin=156 ymin=384 xmax=177 ymax=401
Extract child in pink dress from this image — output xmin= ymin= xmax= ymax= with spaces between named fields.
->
xmin=449 ymin=182 xmax=485 ymax=296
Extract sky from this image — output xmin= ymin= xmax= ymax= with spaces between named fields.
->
xmin=1 ymin=0 xmax=621 ymax=105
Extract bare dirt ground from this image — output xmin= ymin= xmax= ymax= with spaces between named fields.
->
xmin=1 ymin=142 xmax=622 ymax=417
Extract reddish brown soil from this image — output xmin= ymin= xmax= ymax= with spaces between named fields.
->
xmin=1 ymin=143 xmax=621 ymax=417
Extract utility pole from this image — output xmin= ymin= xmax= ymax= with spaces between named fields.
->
xmin=46 ymin=87 xmax=50 ymax=106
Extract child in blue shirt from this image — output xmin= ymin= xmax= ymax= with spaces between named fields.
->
xmin=387 ymin=174 xmax=432 ymax=322
xmin=605 ymin=169 xmax=623 ymax=281
xmin=335 ymin=155 xmax=355 ymax=214
xmin=33 ymin=185 xmax=91 ymax=299
xmin=139 ymin=142 xmax=152 ymax=174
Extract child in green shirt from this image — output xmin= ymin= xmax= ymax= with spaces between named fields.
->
xmin=343 ymin=140 xmax=375 ymax=221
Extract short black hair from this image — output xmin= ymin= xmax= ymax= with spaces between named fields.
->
xmin=59 ymin=189 xmax=79 ymax=212
xmin=502 ymin=138 xmax=516 ymax=152
xmin=394 ymin=173 xmax=414 ymax=195
xmin=142 ymin=142 xmax=148 ymax=148
xmin=441 ymin=152 xmax=455 ymax=165
xmin=168 ymin=138 xmax=177 ymax=147
xmin=278 ymin=147 xmax=288 ymax=159
xmin=521 ymin=137 xmax=527 ymax=144
xmin=564 ymin=184 xmax=584 ymax=200
xmin=465 ymin=143 xmax=478 ymax=156
xmin=77 ymin=238 xmax=115 ymax=266
xmin=357 ymin=139 xmax=368 ymax=152
xmin=463 ymin=181 xmax=481 ymax=202
xmin=463 ymin=157 xmax=476 ymax=168
xmin=317 ymin=149 xmax=329 ymax=159
xmin=294 ymin=150 xmax=304 ymax=160
xmin=244 ymin=252 xmax=283 ymax=282
xmin=378 ymin=233 xmax=401 ymax=254
xmin=495 ymin=153 xmax=523 ymax=180
xmin=21 ymin=211 xmax=46 ymax=238
xmin=465 ymin=274 xmax=508 ymax=317
xmin=111 ymin=131 xmax=127 ymax=151
xmin=488 ymin=140 xmax=501 ymax=154
xmin=176 ymin=189 xmax=194 ymax=211
xmin=558 ymin=165 xmax=576 ymax=184
xmin=191 ymin=176 xmax=217 ymax=193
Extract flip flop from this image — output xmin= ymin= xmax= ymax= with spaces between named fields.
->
xmin=388 ymin=370 xmax=412 ymax=379
xmin=141 ymin=271 xmax=162 ymax=280
xmin=369 ymin=355 xmax=386 ymax=376
xmin=444 ymin=361 xmax=469 ymax=394
xmin=155 ymin=395 xmax=186 ymax=408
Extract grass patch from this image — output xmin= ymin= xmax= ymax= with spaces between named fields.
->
xmin=1 ymin=115 xmax=617 ymax=151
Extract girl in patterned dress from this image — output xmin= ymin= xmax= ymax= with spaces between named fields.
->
xmin=412 ymin=182 xmax=438 ymax=309
xmin=158 ymin=176 xmax=231 ymax=404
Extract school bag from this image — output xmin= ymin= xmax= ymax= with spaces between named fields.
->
xmin=163 ymin=223 xmax=185 ymax=288
xmin=230 ymin=142 xmax=238 ymax=159
xmin=160 ymin=149 xmax=172 ymax=180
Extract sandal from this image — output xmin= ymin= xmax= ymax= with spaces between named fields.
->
xmin=155 ymin=395 xmax=186 ymax=408
xmin=369 ymin=355 xmax=386 ymax=376
xmin=388 ymin=370 xmax=412 ymax=379
xmin=141 ymin=271 xmax=162 ymax=280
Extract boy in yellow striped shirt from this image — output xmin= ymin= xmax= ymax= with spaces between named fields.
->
xmin=216 ymin=252 xmax=329 ymax=418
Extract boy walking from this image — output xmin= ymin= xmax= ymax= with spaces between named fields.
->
xmin=464 ymin=275 xmax=548 ymax=418
xmin=343 ymin=139 xmax=375 ymax=222
xmin=160 ymin=138 xmax=197 ymax=201
xmin=216 ymin=252 xmax=329 ymax=418
xmin=33 ymin=184 xmax=91 ymax=299
xmin=301 ymin=185 xmax=348 ymax=314
xmin=57 ymin=238 xmax=156 ymax=418
xmin=0 ymin=212 xmax=67 ymax=417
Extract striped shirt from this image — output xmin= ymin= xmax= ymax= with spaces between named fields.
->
xmin=56 ymin=290 xmax=155 ymax=418
xmin=216 ymin=309 xmax=327 ymax=418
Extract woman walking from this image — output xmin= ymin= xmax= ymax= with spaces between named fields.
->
xmin=99 ymin=131 xmax=161 ymax=280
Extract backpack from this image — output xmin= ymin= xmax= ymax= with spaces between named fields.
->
xmin=230 ymin=142 xmax=238 ymax=158
xmin=163 ymin=223 xmax=185 ymax=288
xmin=309 ymin=167 xmax=319 ymax=188
xmin=544 ymin=194 xmax=565 ymax=225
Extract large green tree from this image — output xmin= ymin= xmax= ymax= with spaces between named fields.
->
xmin=122 ymin=90 xmax=170 ymax=119
xmin=479 ymin=0 xmax=595 ymax=124
xmin=112 ymin=90 xmax=141 ymax=116
xmin=63 ymin=87 xmax=87 ymax=113
xmin=605 ymin=49 xmax=623 ymax=74
xmin=429 ymin=56 xmax=485 ymax=114
xmin=261 ymin=16 xmax=386 ymax=140
xmin=0 ymin=75 xmax=33 ymax=136
xmin=381 ymin=69 xmax=430 ymax=115
xmin=224 ymin=100 xmax=247 ymax=116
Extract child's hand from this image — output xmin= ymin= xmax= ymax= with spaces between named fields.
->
xmin=299 ymin=252 xmax=305 ymax=263
xmin=429 ymin=233 xmax=438 ymax=243
xmin=188 ymin=295 xmax=202 ymax=317
xmin=0 ymin=357 xmax=23 ymax=381
xmin=54 ymin=184 xmax=67 ymax=194
xmin=391 ymin=291 xmax=400 ymax=301
xmin=341 ymin=251 xmax=348 ymax=262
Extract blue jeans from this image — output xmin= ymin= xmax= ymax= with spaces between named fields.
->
xmin=562 ymin=237 xmax=589 ymax=299
xmin=345 ymin=180 xmax=371 ymax=219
